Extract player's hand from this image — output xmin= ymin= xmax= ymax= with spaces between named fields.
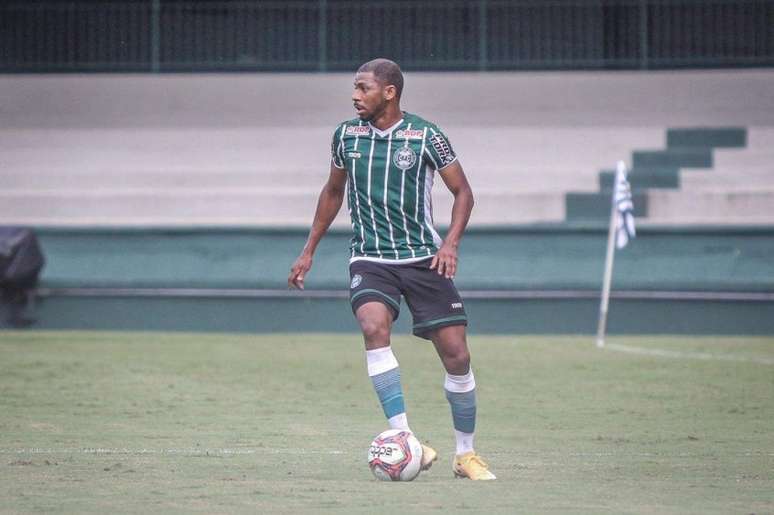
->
xmin=288 ymin=253 xmax=313 ymax=290
xmin=430 ymin=242 xmax=458 ymax=279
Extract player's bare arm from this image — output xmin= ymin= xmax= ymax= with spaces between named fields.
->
xmin=288 ymin=163 xmax=348 ymax=290
xmin=431 ymin=161 xmax=475 ymax=279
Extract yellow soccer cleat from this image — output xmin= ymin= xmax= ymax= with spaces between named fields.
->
xmin=420 ymin=444 xmax=438 ymax=471
xmin=452 ymin=451 xmax=497 ymax=480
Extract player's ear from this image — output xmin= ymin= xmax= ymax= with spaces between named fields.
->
xmin=384 ymin=85 xmax=397 ymax=101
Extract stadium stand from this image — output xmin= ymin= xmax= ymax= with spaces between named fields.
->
xmin=1 ymin=70 xmax=773 ymax=226
xmin=646 ymin=128 xmax=774 ymax=224
xmin=2 ymin=70 xmax=773 ymax=334
xmin=566 ymin=127 xmax=750 ymax=221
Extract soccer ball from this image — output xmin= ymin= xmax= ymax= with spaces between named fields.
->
xmin=367 ymin=429 xmax=423 ymax=481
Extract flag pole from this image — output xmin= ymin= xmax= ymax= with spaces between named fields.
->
xmin=596 ymin=162 xmax=623 ymax=348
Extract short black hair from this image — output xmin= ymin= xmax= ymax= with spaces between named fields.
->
xmin=357 ymin=58 xmax=404 ymax=99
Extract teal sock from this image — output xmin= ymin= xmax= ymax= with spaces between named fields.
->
xmin=445 ymin=370 xmax=476 ymax=453
xmin=366 ymin=346 xmax=409 ymax=429
xmin=371 ymin=368 xmax=406 ymax=421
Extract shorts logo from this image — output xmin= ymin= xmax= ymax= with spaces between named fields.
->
xmin=345 ymin=126 xmax=370 ymax=136
xmin=395 ymin=129 xmax=423 ymax=139
xmin=350 ymin=274 xmax=363 ymax=289
xmin=346 ymin=151 xmax=362 ymax=159
xmin=451 ymin=302 xmax=463 ymax=309
xmin=392 ymin=147 xmax=417 ymax=170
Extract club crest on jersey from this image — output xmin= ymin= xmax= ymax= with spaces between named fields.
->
xmin=392 ymin=147 xmax=417 ymax=170
xmin=395 ymin=129 xmax=423 ymax=139
xmin=350 ymin=274 xmax=363 ymax=289
xmin=345 ymin=126 xmax=370 ymax=136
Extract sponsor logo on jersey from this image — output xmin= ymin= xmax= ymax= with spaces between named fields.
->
xmin=345 ymin=126 xmax=370 ymax=136
xmin=392 ymin=147 xmax=417 ymax=170
xmin=395 ymin=129 xmax=423 ymax=139
xmin=346 ymin=151 xmax=362 ymax=159
xmin=451 ymin=302 xmax=463 ymax=309
xmin=430 ymin=134 xmax=455 ymax=166
xmin=350 ymin=274 xmax=363 ymax=289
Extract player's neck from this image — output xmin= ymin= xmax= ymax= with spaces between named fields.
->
xmin=368 ymin=104 xmax=402 ymax=131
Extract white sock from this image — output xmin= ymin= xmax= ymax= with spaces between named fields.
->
xmin=365 ymin=346 xmax=399 ymax=377
xmin=454 ymin=430 xmax=475 ymax=455
xmin=388 ymin=413 xmax=410 ymax=431
xmin=444 ymin=369 xmax=476 ymax=393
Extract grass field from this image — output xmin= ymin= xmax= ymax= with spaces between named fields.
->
xmin=1 ymin=331 xmax=772 ymax=514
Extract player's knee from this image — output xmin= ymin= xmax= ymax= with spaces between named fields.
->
xmin=360 ymin=319 xmax=390 ymax=344
xmin=444 ymin=346 xmax=470 ymax=375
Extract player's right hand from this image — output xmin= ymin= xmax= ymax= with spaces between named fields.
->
xmin=288 ymin=253 xmax=313 ymax=290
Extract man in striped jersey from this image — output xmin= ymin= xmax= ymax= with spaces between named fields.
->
xmin=288 ymin=58 xmax=495 ymax=480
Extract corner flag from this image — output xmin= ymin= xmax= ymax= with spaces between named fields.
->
xmin=614 ymin=161 xmax=636 ymax=249
xmin=596 ymin=161 xmax=636 ymax=348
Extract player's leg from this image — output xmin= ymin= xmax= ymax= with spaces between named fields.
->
xmin=349 ymin=261 xmax=409 ymax=430
xmin=429 ymin=325 xmax=475 ymax=452
xmin=350 ymin=260 xmax=437 ymax=470
xmin=402 ymin=259 xmax=495 ymax=480
xmin=428 ymin=325 xmax=494 ymax=480
xmin=355 ymin=301 xmax=410 ymax=431
xmin=357 ymin=301 xmax=441 ymax=469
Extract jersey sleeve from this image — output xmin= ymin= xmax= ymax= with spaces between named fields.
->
xmin=424 ymin=127 xmax=457 ymax=171
xmin=331 ymin=125 xmax=346 ymax=170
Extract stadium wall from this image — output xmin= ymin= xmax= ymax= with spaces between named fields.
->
xmin=4 ymin=225 xmax=772 ymax=335
xmin=4 ymin=70 xmax=773 ymax=129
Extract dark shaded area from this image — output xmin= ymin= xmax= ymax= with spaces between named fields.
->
xmin=0 ymin=227 xmax=45 ymax=327
xmin=1 ymin=0 xmax=773 ymax=72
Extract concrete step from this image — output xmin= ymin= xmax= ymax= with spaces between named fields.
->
xmin=642 ymin=216 xmax=774 ymax=225
xmin=714 ymin=150 xmax=774 ymax=169
xmin=599 ymin=167 xmax=680 ymax=190
xmin=0 ymin=171 xmax=330 ymax=190
xmin=731 ymin=127 xmax=774 ymax=150
xmin=565 ymin=191 xmax=648 ymax=220
xmin=0 ymin=128 xmax=331 ymax=175
xmin=666 ymin=127 xmax=746 ymax=148
xmin=679 ymin=170 xmax=774 ymax=189
xmin=0 ymin=168 xmax=601 ymax=192
xmin=0 ymin=189 xmax=327 ymax=226
xmin=0 ymin=127 xmax=664 ymax=176
xmin=432 ymin=190 xmax=565 ymax=225
xmin=632 ymin=148 xmax=713 ymax=169
xmin=0 ymin=189 xmax=567 ymax=226
xmin=645 ymin=189 xmax=774 ymax=223
xmin=5 ymin=71 xmax=774 ymax=129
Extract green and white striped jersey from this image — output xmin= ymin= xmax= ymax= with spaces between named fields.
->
xmin=331 ymin=112 xmax=458 ymax=262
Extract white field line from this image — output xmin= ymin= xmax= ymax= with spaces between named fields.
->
xmin=0 ymin=447 xmax=774 ymax=458
xmin=604 ymin=343 xmax=774 ymax=365
xmin=1 ymin=448 xmax=772 ymax=458
xmin=0 ymin=448 xmax=343 ymax=456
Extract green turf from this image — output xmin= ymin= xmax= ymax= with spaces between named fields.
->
xmin=1 ymin=332 xmax=772 ymax=514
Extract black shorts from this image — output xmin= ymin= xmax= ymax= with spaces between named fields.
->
xmin=349 ymin=257 xmax=468 ymax=340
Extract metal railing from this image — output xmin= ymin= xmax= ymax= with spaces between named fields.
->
xmin=2 ymin=0 xmax=772 ymax=72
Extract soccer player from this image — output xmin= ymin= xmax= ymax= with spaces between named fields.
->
xmin=288 ymin=58 xmax=495 ymax=480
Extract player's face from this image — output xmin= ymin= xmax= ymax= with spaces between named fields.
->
xmin=352 ymin=72 xmax=388 ymax=121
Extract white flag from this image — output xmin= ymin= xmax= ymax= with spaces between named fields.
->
xmin=614 ymin=161 xmax=636 ymax=249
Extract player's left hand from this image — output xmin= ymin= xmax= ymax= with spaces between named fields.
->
xmin=430 ymin=242 xmax=458 ymax=279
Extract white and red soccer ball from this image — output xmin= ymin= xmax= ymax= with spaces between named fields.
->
xmin=367 ymin=429 xmax=423 ymax=481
